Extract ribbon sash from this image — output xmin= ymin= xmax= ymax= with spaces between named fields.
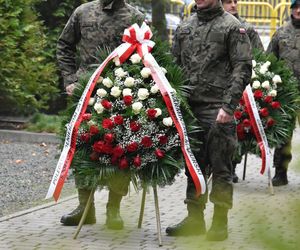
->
xmin=243 ymin=84 xmax=272 ymax=175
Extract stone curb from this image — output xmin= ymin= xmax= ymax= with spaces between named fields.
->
xmin=0 ymin=129 xmax=60 ymax=144
xmin=0 ymin=195 xmax=77 ymax=223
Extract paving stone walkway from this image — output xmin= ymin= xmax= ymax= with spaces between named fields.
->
xmin=0 ymin=128 xmax=299 ymax=250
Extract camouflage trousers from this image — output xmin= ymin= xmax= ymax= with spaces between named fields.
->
xmin=185 ymin=104 xmax=237 ymax=209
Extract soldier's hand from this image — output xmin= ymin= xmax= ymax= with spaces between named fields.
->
xmin=66 ymin=83 xmax=76 ymax=96
xmin=216 ymin=108 xmax=233 ymax=123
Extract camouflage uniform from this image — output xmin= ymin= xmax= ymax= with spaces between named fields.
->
xmin=56 ymin=0 xmax=144 ymax=227
xmin=266 ymin=19 xmax=300 ymax=185
xmin=172 ymin=3 xmax=252 ymax=209
xmin=235 ymin=14 xmax=264 ymax=51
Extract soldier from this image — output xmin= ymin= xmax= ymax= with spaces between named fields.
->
xmin=166 ymin=0 xmax=252 ymax=241
xmin=222 ymin=0 xmax=264 ymax=51
xmin=266 ymin=0 xmax=300 ymax=186
xmin=221 ymin=0 xmax=264 ymax=183
xmin=56 ymin=0 xmax=144 ymax=229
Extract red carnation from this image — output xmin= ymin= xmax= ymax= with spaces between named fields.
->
xmin=260 ymin=107 xmax=269 ymax=117
xmin=236 ymin=123 xmax=245 ymax=140
xmin=239 ymin=97 xmax=245 ymax=106
xmin=89 ymin=125 xmax=99 ymax=135
xmin=101 ymin=99 xmax=112 ymax=109
xmin=123 ymin=95 xmax=133 ymax=106
xmin=264 ymin=96 xmax=273 ymax=103
xmin=104 ymin=144 xmax=113 ymax=154
xmin=147 ymin=109 xmax=157 ymax=120
xmin=111 ymin=155 xmax=118 ymax=165
xmin=126 ymin=142 xmax=139 ymax=152
xmin=102 ymin=118 xmax=114 ymax=129
xmin=114 ymin=115 xmax=124 ymax=125
xmin=133 ymin=155 xmax=142 ymax=168
xmin=119 ymin=157 xmax=129 ymax=169
xmin=254 ymin=90 xmax=263 ymax=99
xmin=130 ymin=121 xmax=141 ymax=132
xmin=155 ymin=149 xmax=165 ymax=159
xmin=80 ymin=133 xmax=90 ymax=143
xmin=93 ymin=141 xmax=105 ymax=153
xmin=158 ymin=135 xmax=168 ymax=145
xmin=104 ymin=133 xmax=114 ymax=143
xmin=242 ymin=119 xmax=251 ymax=128
xmin=113 ymin=145 xmax=124 ymax=158
xmin=271 ymin=101 xmax=281 ymax=109
xmin=141 ymin=136 xmax=153 ymax=148
xmin=234 ymin=111 xmax=242 ymax=120
xmin=267 ymin=117 xmax=275 ymax=127
xmin=82 ymin=113 xmax=92 ymax=121
xmin=90 ymin=151 xmax=99 ymax=161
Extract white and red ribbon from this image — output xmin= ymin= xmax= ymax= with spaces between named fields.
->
xmin=243 ymin=84 xmax=272 ymax=176
xmin=46 ymin=22 xmax=205 ymax=201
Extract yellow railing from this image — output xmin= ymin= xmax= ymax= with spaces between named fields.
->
xmin=184 ymin=1 xmax=291 ymax=39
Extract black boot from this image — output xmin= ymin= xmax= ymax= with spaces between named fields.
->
xmin=272 ymin=171 xmax=288 ymax=186
xmin=166 ymin=203 xmax=206 ymax=236
xmin=232 ymin=163 xmax=239 ymax=183
xmin=106 ymin=191 xmax=124 ymax=230
xmin=60 ymin=189 xmax=96 ymax=226
xmin=206 ymin=205 xmax=228 ymax=241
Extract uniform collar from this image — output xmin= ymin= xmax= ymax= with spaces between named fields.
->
xmin=100 ymin=0 xmax=125 ymax=11
xmin=196 ymin=1 xmax=224 ymax=22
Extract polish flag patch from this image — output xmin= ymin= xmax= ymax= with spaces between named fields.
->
xmin=239 ymin=28 xmax=246 ymax=34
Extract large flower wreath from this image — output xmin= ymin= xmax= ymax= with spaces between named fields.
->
xmin=234 ymin=51 xmax=299 ymax=158
xmin=62 ymin=39 xmax=200 ymax=191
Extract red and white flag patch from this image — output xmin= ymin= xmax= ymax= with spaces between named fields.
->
xmin=239 ymin=28 xmax=246 ymax=34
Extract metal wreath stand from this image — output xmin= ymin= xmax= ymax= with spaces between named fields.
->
xmin=73 ymin=185 xmax=163 ymax=247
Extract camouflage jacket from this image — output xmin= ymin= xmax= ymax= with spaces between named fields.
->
xmin=172 ymin=3 xmax=252 ymax=114
xmin=57 ymin=0 xmax=144 ymax=86
xmin=236 ymin=15 xmax=264 ymax=51
xmin=267 ymin=20 xmax=300 ymax=82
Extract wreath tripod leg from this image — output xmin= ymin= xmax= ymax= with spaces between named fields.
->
xmin=138 ymin=186 xmax=147 ymax=228
xmin=242 ymin=151 xmax=248 ymax=180
xmin=73 ymin=188 xmax=95 ymax=239
xmin=153 ymin=185 xmax=163 ymax=247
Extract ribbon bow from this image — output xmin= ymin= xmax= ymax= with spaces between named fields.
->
xmin=117 ymin=22 xmax=155 ymax=63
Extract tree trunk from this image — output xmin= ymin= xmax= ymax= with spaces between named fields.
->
xmin=151 ymin=0 xmax=168 ymax=41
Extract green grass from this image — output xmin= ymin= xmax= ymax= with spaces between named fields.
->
xmin=25 ymin=113 xmax=62 ymax=134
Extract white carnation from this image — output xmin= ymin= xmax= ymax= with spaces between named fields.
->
xmin=113 ymin=57 xmax=121 ymax=66
xmin=94 ymin=102 xmax=104 ymax=114
xmin=259 ymin=66 xmax=268 ymax=75
xmin=161 ymin=67 xmax=167 ymax=74
xmin=110 ymin=86 xmax=122 ymax=97
xmin=264 ymin=61 xmax=271 ymax=68
xmin=272 ymin=75 xmax=282 ymax=84
xmin=269 ymin=90 xmax=277 ymax=97
xmin=150 ymin=85 xmax=159 ymax=94
xmin=141 ymin=67 xmax=151 ymax=78
xmin=251 ymin=70 xmax=257 ymax=79
xmin=102 ymin=77 xmax=113 ymax=88
xmin=122 ymin=88 xmax=132 ymax=96
xmin=154 ymin=108 xmax=162 ymax=117
xmin=132 ymin=102 xmax=143 ymax=114
xmin=96 ymin=88 xmax=107 ymax=97
xmin=87 ymin=120 xmax=96 ymax=126
xmin=129 ymin=53 xmax=141 ymax=64
xmin=252 ymin=60 xmax=257 ymax=68
xmin=138 ymin=88 xmax=150 ymax=100
xmin=124 ymin=77 xmax=135 ymax=87
xmin=252 ymin=80 xmax=261 ymax=89
xmin=115 ymin=68 xmax=127 ymax=78
xmin=88 ymin=97 xmax=95 ymax=106
xmin=261 ymin=80 xmax=270 ymax=89
xmin=163 ymin=117 xmax=173 ymax=127
xmin=96 ymin=76 xmax=103 ymax=84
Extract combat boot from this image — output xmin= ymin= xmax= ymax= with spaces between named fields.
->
xmin=60 ymin=189 xmax=96 ymax=226
xmin=206 ymin=205 xmax=228 ymax=241
xmin=272 ymin=171 xmax=288 ymax=186
xmin=106 ymin=191 xmax=124 ymax=230
xmin=166 ymin=203 xmax=206 ymax=236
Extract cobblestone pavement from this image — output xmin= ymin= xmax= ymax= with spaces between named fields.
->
xmin=0 ymin=127 xmax=299 ymax=250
